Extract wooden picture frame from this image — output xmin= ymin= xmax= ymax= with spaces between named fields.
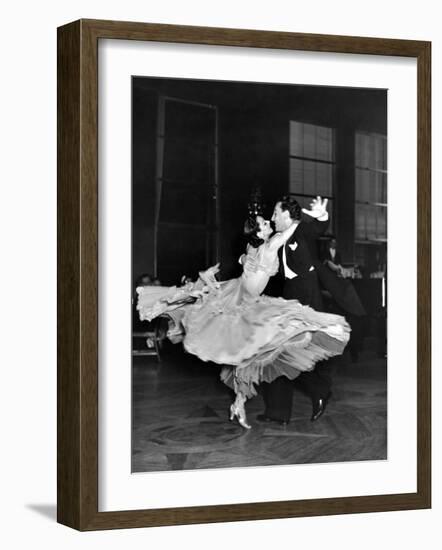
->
xmin=57 ymin=18 xmax=431 ymax=530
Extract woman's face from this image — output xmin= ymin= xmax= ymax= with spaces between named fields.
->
xmin=256 ymin=216 xmax=272 ymax=241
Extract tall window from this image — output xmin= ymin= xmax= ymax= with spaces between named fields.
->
xmin=289 ymin=121 xmax=335 ymax=229
xmin=354 ymin=132 xmax=387 ymax=273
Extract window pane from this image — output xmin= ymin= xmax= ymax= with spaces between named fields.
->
xmin=377 ymin=206 xmax=387 ymax=240
xmin=374 ymin=135 xmax=382 ymax=170
xmin=290 ymin=159 xmax=333 ymax=197
xmin=290 ymin=121 xmax=333 ymax=161
xmin=380 ymin=173 xmax=387 ymax=204
xmin=303 ymin=159 xmax=316 ymax=191
xmin=355 ymin=204 xmax=366 ymax=240
xmin=289 ymin=158 xmax=304 ymax=194
xmin=366 ymin=204 xmax=377 ymax=240
xmin=289 ymin=121 xmax=304 ymax=157
xmin=368 ymin=172 xmax=379 ymax=203
xmin=355 ymin=168 xmax=370 ymax=202
xmin=355 ymin=131 xmax=387 ymax=245
xmin=355 ymin=133 xmax=370 ymax=167
xmin=356 ymin=170 xmax=387 ymax=204
xmin=355 ymin=131 xmax=387 ymax=170
xmin=373 ymin=172 xmax=385 ymax=203
xmin=303 ymin=123 xmax=316 ymax=158
xmin=316 ymin=125 xmax=333 ymax=161
xmin=316 ymin=162 xmax=333 ymax=196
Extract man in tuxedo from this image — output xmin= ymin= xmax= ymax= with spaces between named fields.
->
xmin=257 ymin=195 xmax=332 ymax=426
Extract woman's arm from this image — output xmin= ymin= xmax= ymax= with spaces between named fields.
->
xmin=268 ymin=222 xmax=297 ymax=251
xmin=238 ymin=245 xmax=250 ymax=266
xmin=239 ymin=244 xmax=260 ymax=272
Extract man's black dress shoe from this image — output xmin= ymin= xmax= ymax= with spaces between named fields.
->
xmin=311 ymin=391 xmax=332 ymax=422
xmin=257 ymin=414 xmax=289 ymax=426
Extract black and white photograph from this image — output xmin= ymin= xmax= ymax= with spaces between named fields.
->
xmin=131 ymin=76 xmax=388 ymax=473
xmin=3 ymin=0 xmax=438 ymax=545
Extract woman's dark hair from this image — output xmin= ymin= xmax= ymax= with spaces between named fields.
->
xmin=243 ymin=216 xmax=264 ymax=248
xmin=279 ymin=195 xmax=302 ymax=221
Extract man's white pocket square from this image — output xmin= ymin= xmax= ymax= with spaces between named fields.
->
xmin=288 ymin=243 xmax=298 ymax=251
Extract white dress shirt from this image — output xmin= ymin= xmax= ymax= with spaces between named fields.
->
xmin=282 ymin=242 xmax=298 ymax=279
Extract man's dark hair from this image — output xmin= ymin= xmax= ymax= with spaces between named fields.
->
xmin=243 ymin=216 xmax=264 ymax=248
xmin=279 ymin=195 xmax=302 ymax=221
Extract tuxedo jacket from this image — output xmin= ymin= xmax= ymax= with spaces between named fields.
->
xmin=278 ymin=218 xmax=329 ymax=279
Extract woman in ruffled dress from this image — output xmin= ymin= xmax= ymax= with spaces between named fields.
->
xmin=137 ymin=197 xmax=350 ymax=429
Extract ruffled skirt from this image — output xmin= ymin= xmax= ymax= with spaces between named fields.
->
xmin=137 ymin=277 xmax=350 ymax=398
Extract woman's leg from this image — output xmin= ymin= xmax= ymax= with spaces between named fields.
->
xmin=230 ymin=372 xmax=252 ymax=429
xmin=230 ymin=391 xmax=251 ymax=429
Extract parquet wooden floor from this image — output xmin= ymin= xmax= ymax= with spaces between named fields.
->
xmin=132 ymin=345 xmax=387 ymax=472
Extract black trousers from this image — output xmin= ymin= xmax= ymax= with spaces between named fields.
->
xmin=261 ymin=271 xmax=332 ymax=422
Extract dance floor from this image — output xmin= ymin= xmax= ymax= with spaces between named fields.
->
xmin=131 ymin=343 xmax=387 ymax=473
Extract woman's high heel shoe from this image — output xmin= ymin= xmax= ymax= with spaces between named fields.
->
xmin=229 ymin=403 xmax=251 ymax=429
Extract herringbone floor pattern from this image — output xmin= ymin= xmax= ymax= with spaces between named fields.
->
xmin=132 ymin=345 xmax=387 ymax=473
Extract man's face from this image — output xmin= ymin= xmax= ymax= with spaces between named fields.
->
xmin=271 ymin=202 xmax=291 ymax=232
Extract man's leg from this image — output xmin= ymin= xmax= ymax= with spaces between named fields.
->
xmin=260 ymin=273 xmax=328 ymax=424
xmin=293 ymin=362 xmax=332 ymax=421
xmin=260 ymin=376 xmax=293 ymax=424
xmin=295 ymin=272 xmax=332 ymax=419
xmin=293 ymin=364 xmax=331 ymax=400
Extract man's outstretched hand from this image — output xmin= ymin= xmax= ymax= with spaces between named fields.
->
xmin=302 ymin=196 xmax=328 ymax=219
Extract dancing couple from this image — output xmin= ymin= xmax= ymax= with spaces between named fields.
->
xmin=137 ymin=196 xmax=350 ymax=429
